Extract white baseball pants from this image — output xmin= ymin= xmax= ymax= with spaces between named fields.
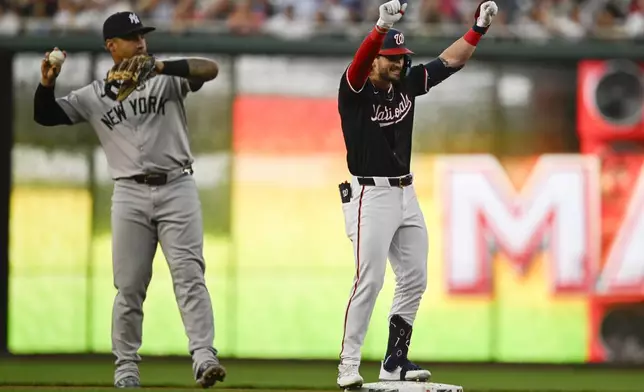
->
xmin=339 ymin=174 xmax=429 ymax=365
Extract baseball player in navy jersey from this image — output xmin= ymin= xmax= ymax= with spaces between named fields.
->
xmin=336 ymin=0 xmax=498 ymax=388
xmin=33 ymin=11 xmax=226 ymax=389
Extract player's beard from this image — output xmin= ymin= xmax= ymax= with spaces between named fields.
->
xmin=380 ymin=67 xmax=402 ymax=83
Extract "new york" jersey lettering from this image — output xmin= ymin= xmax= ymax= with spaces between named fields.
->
xmin=100 ymin=95 xmax=169 ymax=130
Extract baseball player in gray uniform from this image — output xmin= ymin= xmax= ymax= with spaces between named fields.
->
xmin=33 ymin=11 xmax=225 ymax=389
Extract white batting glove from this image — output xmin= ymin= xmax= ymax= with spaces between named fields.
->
xmin=475 ymin=1 xmax=498 ymax=28
xmin=377 ymin=0 xmax=408 ymax=30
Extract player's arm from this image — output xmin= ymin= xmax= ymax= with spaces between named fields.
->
xmin=156 ymin=58 xmax=219 ymax=92
xmin=33 ymin=48 xmax=75 ymax=126
xmin=416 ymin=1 xmax=498 ymax=93
xmin=438 ymin=1 xmax=497 ymax=68
xmin=33 ymin=83 xmax=73 ymax=126
xmin=345 ymin=0 xmax=407 ymax=92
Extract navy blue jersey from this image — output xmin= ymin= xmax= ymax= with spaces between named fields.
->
xmin=338 ymin=64 xmax=430 ymax=177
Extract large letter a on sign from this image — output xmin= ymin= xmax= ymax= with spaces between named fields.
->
xmin=438 ymin=155 xmax=599 ymax=295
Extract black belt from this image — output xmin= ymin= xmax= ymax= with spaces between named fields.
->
xmin=130 ymin=166 xmax=193 ymax=186
xmin=357 ymin=174 xmax=413 ymax=187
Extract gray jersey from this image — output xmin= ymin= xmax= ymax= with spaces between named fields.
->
xmin=57 ymin=73 xmax=194 ymax=179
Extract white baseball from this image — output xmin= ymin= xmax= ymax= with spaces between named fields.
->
xmin=48 ymin=50 xmax=65 ymax=66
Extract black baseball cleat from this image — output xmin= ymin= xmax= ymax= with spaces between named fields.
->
xmin=196 ymin=360 xmax=226 ymax=388
xmin=379 ymin=359 xmax=431 ymax=382
xmin=379 ymin=315 xmax=431 ymax=382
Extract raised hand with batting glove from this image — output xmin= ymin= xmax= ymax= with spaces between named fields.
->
xmin=335 ymin=0 xmax=499 ymax=389
xmin=474 ymin=1 xmax=499 ymax=33
xmin=376 ymin=0 xmax=407 ymax=31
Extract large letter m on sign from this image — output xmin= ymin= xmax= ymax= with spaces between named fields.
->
xmin=438 ymin=155 xmax=599 ymax=295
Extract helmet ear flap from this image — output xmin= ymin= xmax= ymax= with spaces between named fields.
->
xmin=403 ymin=54 xmax=412 ymax=77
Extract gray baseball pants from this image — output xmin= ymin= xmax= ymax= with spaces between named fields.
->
xmin=110 ymin=171 xmax=217 ymax=381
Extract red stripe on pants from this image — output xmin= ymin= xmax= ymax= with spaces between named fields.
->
xmin=339 ymin=185 xmax=366 ymax=359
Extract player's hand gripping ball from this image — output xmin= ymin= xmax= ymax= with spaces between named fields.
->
xmin=106 ymin=54 xmax=157 ymax=102
xmin=474 ymin=1 xmax=498 ymax=28
xmin=377 ymin=0 xmax=408 ymax=30
xmin=40 ymin=47 xmax=67 ymax=87
xmin=48 ymin=49 xmax=66 ymax=67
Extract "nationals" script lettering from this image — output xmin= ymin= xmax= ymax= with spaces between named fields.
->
xmin=371 ymin=93 xmax=413 ymax=127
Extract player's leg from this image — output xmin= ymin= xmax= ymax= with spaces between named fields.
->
xmin=154 ymin=173 xmax=225 ymax=388
xmin=111 ymin=180 xmax=158 ymax=386
xmin=380 ymin=185 xmax=430 ymax=382
xmin=338 ymin=182 xmax=401 ymax=388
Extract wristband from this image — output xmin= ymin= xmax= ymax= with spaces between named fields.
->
xmin=472 ymin=23 xmax=488 ymax=34
xmin=160 ymin=59 xmax=190 ymax=77
xmin=464 ymin=23 xmax=486 ymax=46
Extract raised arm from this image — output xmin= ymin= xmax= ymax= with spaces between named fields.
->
xmin=439 ymin=1 xmax=498 ymax=68
xmin=34 ymin=48 xmax=73 ymax=126
xmin=346 ymin=0 xmax=407 ymax=92
xmin=412 ymin=1 xmax=498 ymax=94
xmin=34 ymin=84 xmax=73 ymax=126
